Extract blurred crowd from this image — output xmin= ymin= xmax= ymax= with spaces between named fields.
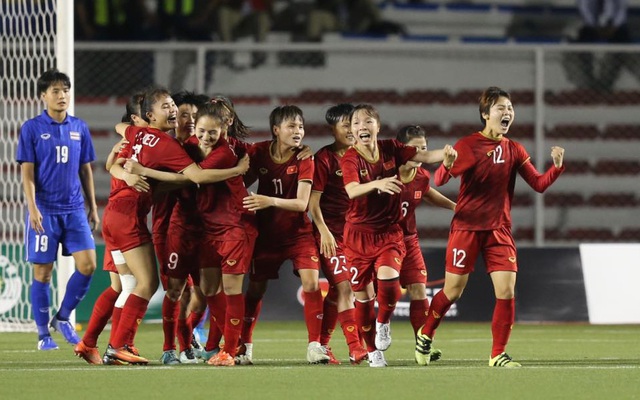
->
xmin=74 ymin=0 xmax=406 ymax=43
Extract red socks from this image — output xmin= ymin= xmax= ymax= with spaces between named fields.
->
xmin=376 ymin=279 xmax=401 ymax=324
xmin=222 ymin=294 xmax=244 ymax=356
xmin=161 ymin=296 xmax=179 ymax=351
xmin=82 ymin=286 xmax=119 ymax=348
xmin=355 ymin=298 xmax=376 ymax=352
xmin=409 ymin=298 xmax=429 ymax=337
xmin=337 ymin=308 xmax=362 ymax=352
xmin=421 ymin=290 xmax=453 ymax=339
xmin=241 ymin=294 xmax=262 ymax=344
xmin=303 ymin=289 xmax=323 ymax=343
xmin=111 ymin=294 xmax=149 ymax=349
xmin=491 ymin=298 xmax=515 ymax=358
xmin=320 ymin=288 xmax=338 ymax=346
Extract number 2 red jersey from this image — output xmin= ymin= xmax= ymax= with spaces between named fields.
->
xmin=340 ymin=139 xmax=417 ymax=232
xmin=312 ymin=145 xmax=350 ymax=240
xmin=438 ymin=132 xmax=533 ymax=230
xmin=248 ymin=140 xmax=314 ymax=245
xmin=399 ymin=167 xmax=431 ymax=237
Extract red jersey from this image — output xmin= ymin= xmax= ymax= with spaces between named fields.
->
xmin=169 ymin=136 xmax=203 ymax=233
xmin=312 ymin=145 xmax=350 ymax=240
xmin=340 ymin=139 xmax=417 ymax=232
xmin=248 ymin=140 xmax=314 ymax=245
xmin=435 ymin=132 xmax=563 ymax=230
xmin=399 ymin=167 xmax=431 ymax=237
xmin=108 ymin=126 xmax=194 ymax=216
xmin=198 ymin=137 xmax=256 ymax=240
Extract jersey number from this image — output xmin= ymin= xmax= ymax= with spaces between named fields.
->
xmin=401 ymin=201 xmax=409 ymax=217
xmin=167 ymin=252 xmax=179 ymax=270
xmin=493 ymin=145 xmax=505 ymax=164
xmin=272 ymin=178 xmax=283 ymax=195
xmin=329 ymin=255 xmax=359 ymax=285
xmin=55 ymin=146 xmax=68 ymax=163
xmin=452 ymin=248 xmax=466 ymax=268
xmin=34 ymin=234 xmax=48 ymax=253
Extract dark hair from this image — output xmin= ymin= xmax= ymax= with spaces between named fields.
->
xmin=350 ymin=104 xmax=380 ymax=125
xmin=211 ymin=95 xmax=250 ymax=140
xmin=172 ymin=90 xmax=208 ymax=108
xmin=396 ymin=125 xmax=428 ymax=145
xmin=37 ymin=68 xmax=71 ymax=95
xmin=195 ymin=102 xmax=227 ymax=127
xmin=478 ymin=86 xmax=510 ymax=125
xmin=325 ymin=103 xmax=354 ymax=126
xmin=269 ymin=105 xmax=304 ymax=137
xmin=121 ymin=92 xmax=145 ymax=123
xmin=140 ymin=86 xmax=171 ymax=123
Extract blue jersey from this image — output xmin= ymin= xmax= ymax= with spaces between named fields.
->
xmin=16 ymin=110 xmax=96 ymax=214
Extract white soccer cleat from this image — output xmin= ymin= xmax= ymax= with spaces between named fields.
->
xmin=234 ymin=343 xmax=253 ymax=365
xmin=306 ymin=341 xmax=330 ymax=364
xmin=179 ymin=348 xmax=199 ymax=364
xmin=368 ymin=350 xmax=387 ymax=367
xmin=375 ymin=321 xmax=391 ymax=351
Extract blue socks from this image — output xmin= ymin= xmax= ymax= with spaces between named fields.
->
xmin=31 ymin=279 xmax=51 ymax=340
xmin=57 ymin=271 xmax=92 ymax=321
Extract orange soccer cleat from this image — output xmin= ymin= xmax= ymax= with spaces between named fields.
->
xmin=74 ymin=341 xmax=103 ymax=365
xmin=207 ymin=350 xmax=235 ymax=366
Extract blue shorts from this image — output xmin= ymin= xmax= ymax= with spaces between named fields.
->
xmin=24 ymin=210 xmax=95 ymax=264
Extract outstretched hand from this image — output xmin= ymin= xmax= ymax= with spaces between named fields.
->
xmin=376 ymin=175 xmax=403 ymax=195
xmin=551 ymin=146 xmax=565 ymax=168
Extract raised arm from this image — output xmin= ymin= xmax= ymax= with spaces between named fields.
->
xmin=124 ymin=159 xmax=190 ymax=183
xmin=180 ymin=153 xmax=250 ymax=185
xmin=518 ymin=147 xmax=565 ymax=193
xmin=109 ymin=159 xmax=151 ymax=192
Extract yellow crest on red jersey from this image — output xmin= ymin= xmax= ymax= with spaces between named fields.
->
xmin=226 ymin=259 xmax=237 ymax=266
xmin=311 ymin=256 xmax=319 ymax=262
xmin=335 ymin=169 xmax=343 ymax=177
xmin=508 ymin=256 xmax=516 ymax=263
xmin=359 ymin=169 xmax=368 ymax=177
xmin=259 ymin=167 xmax=268 ymax=175
xmin=230 ymin=319 xmax=241 ymax=326
xmin=420 ymin=270 xmax=427 ymax=276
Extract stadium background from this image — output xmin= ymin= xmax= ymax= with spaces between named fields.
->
xmin=1 ymin=0 xmax=640 ymax=328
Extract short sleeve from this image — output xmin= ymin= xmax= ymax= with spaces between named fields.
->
xmin=16 ymin=122 xmax=36 ymax=164
xmin=312 ymin=154 xmax=329 ymax=192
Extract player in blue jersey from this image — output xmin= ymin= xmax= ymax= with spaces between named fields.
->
xmin=16 ymin=69 xmax=99 ymax=351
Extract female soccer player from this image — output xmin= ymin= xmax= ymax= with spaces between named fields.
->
xmin=339 ymin=104 xmax=451 ymax=367
xmin=74 ymin=94 xmax=148 ymax=364
xmin=414 ymin=86 xmax=565 ymax=368
xmin=308 ymin=103 xmax=368 ymax=365
xmin=102 ymin=87 xmax=248 ymax=364
xmin=241 ymin=105 xmax=330 ymax=365
xmin=395 ymin=125 xmax=455 ymax=363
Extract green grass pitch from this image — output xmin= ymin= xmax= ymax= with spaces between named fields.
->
xmin=1 ymin=321 xmax=639 ymax=400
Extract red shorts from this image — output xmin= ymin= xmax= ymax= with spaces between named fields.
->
xmin=165 ymin=225 xmax=208 ymax=285
xmin=445 ymin=226 xmax=518 ymax=275
xmin=103 ymin=247 xmax=117 ymax=273
xmin=343 ymin=225 xmax=406 ymax=292
xmin=207 ymin=228 xmax=257 ymax=275
xmin=400 ymin=235 xmax=427 ymax=288
xmin=102 ymin=199 xmax=151 ymax=253
xmin=314 ymin=232 xmax=353 ymax=287
xmin=251 ymin=234 xmax=320 ymax=281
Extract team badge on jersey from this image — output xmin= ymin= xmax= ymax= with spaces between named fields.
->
xmin=70 ymin=131 xmax=81 ymax=141
xmin=420 ymin=270 xmax=427 ymax=276
xmin=414 ymin=191 xmax=422 ymax=199
xmin=40 ymin=133 xmax=51 ymax=140
xmin=230 ymin=318 xmax=241 ymax=326
xmin=286 ymin=165 xmax=298 ymax=175
xmin=394 ymin=257 xmax=401 ymax=265
xmin=226 ymin=259 xmax=237 ymax=266
xmin=335 ymin=170 xmax=343 ymax=177
xmin=259 ymin=168 xmax=268 ymax=175
xmin=383 ymin=160 xmax=395 ymax=170
xmin=359 ymin=169 xmax=368 ymax=177
xmin=311 ymin=256 xmax=319 ymax=262
xmin=508 ymin=256 xmax=516 ymax=263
